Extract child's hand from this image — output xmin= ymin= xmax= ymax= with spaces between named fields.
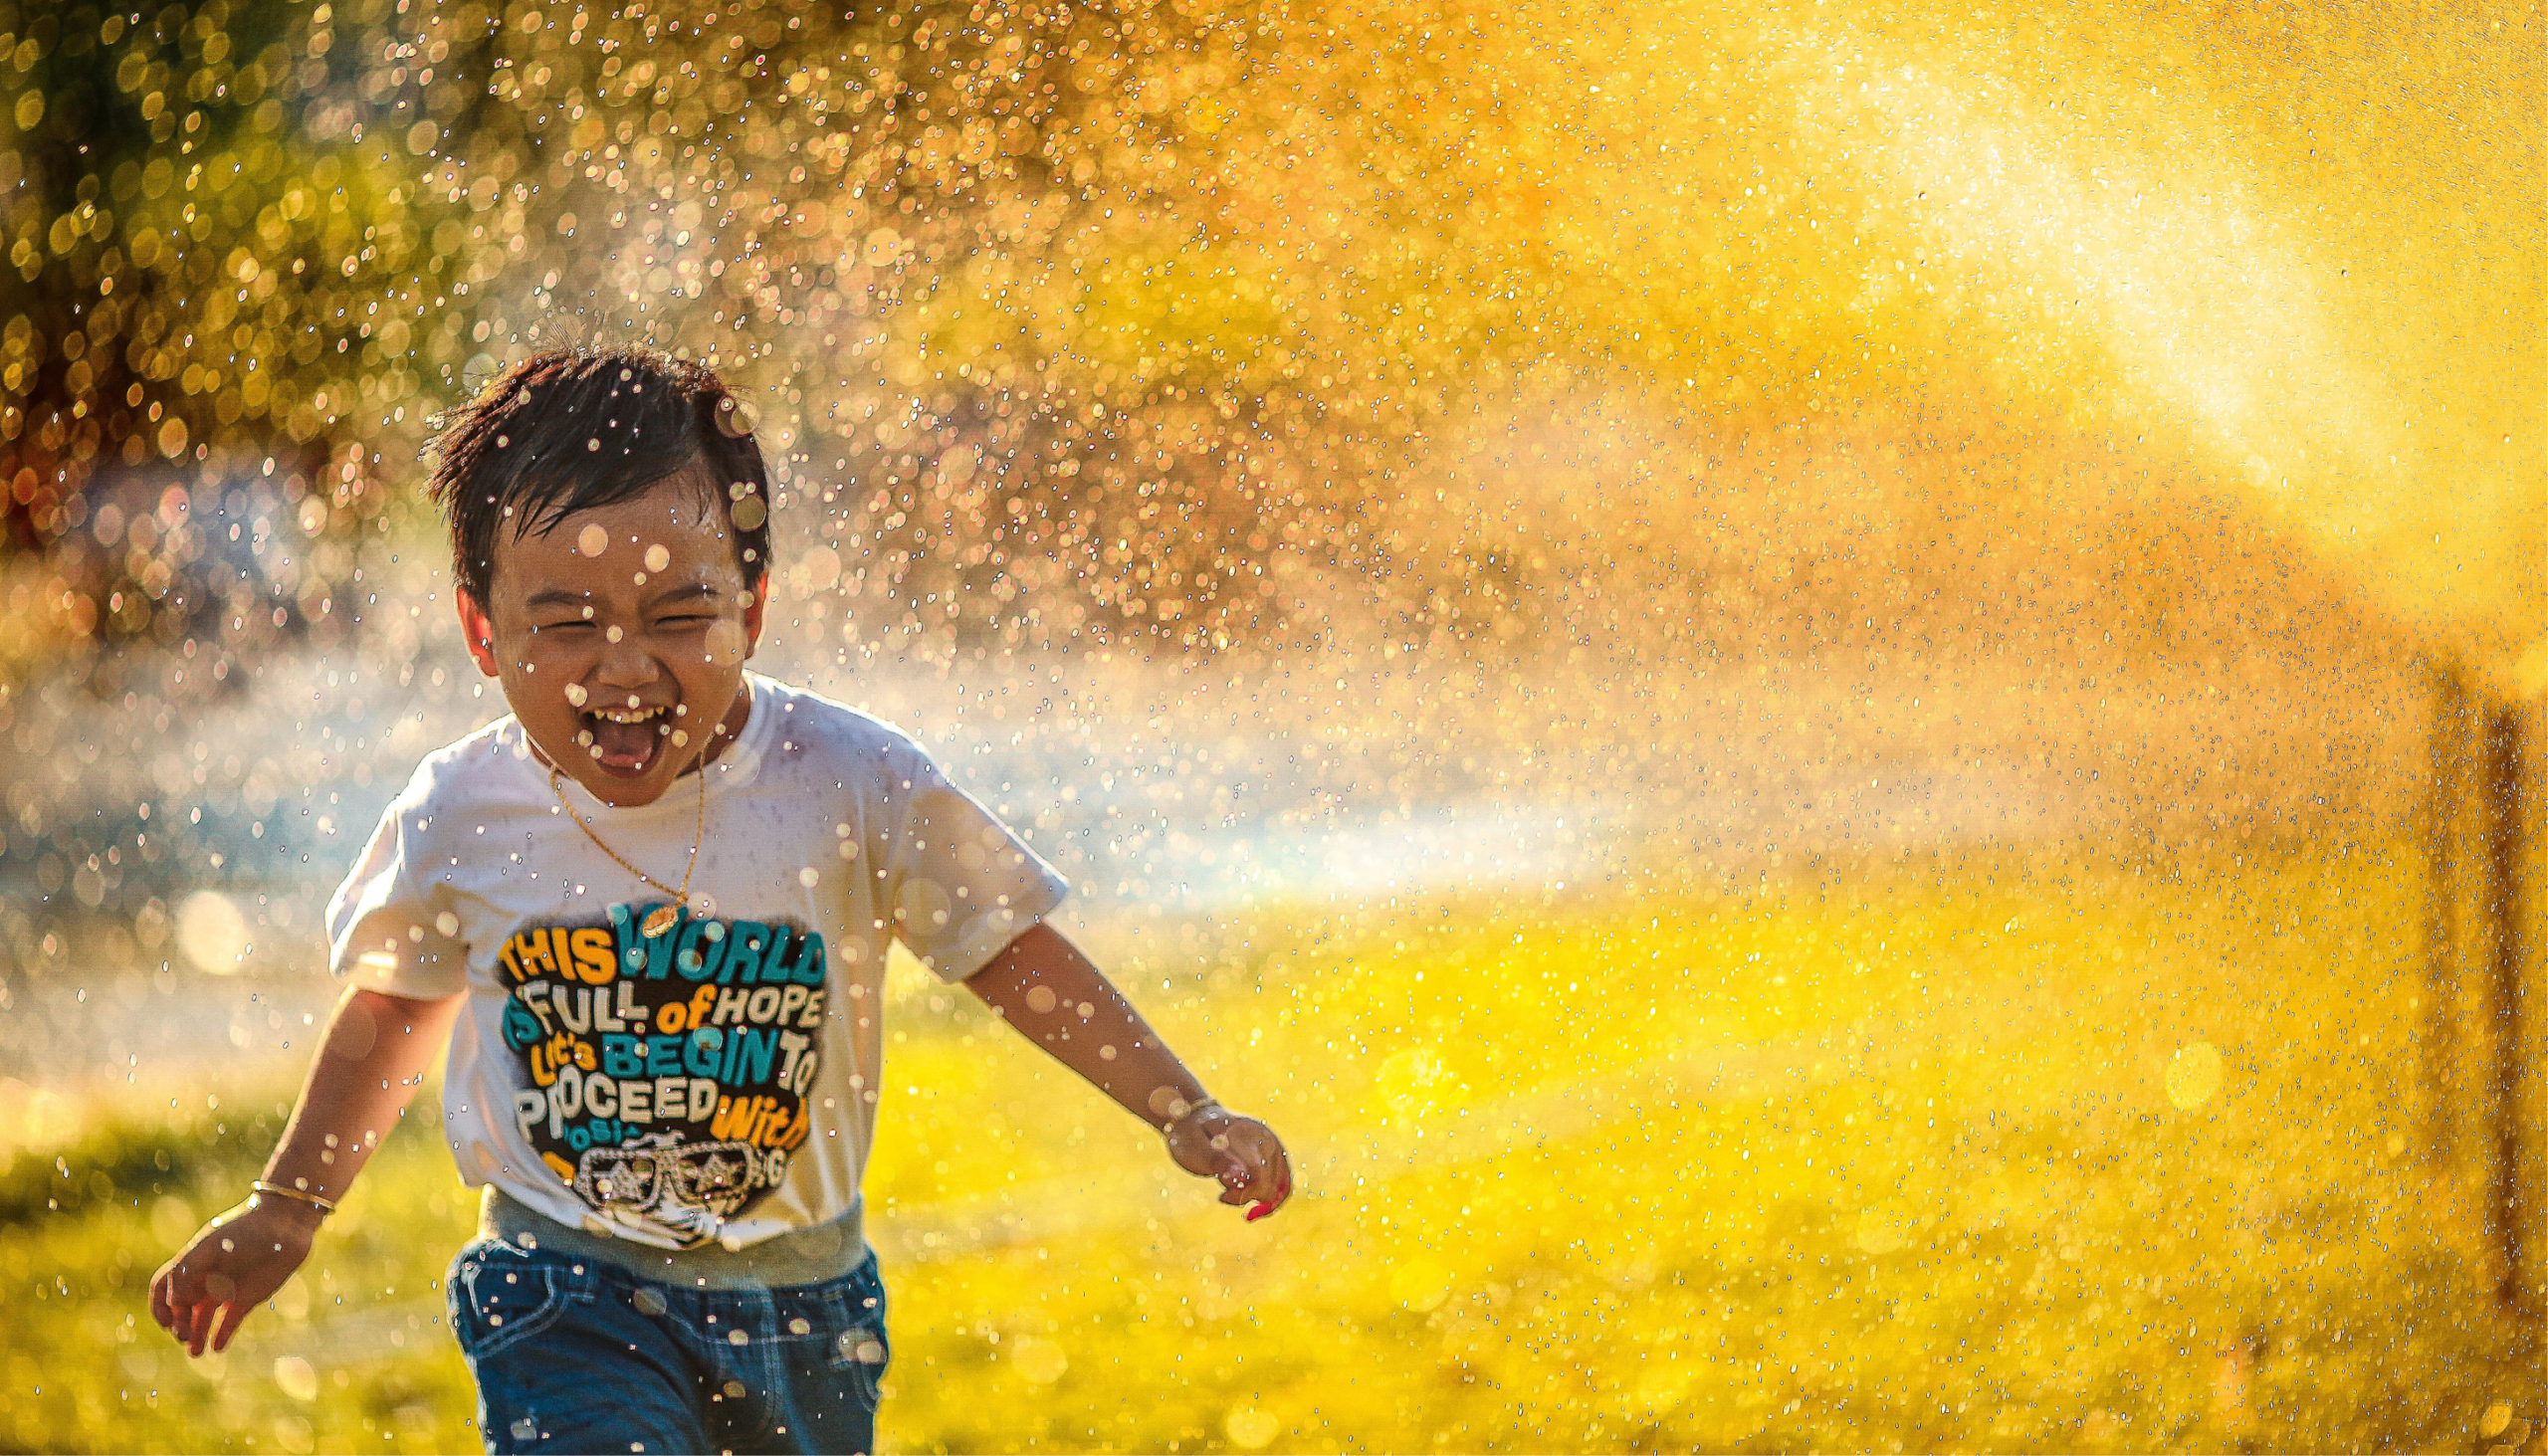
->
xmin=148 ymin=1194 xmax=325 ymax=1356
xmin=1166 ymin=1103 xmax=1294 ymax=1221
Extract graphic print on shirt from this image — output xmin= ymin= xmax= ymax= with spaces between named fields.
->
xmin=499 ymin=903 xmax=825 ymax=1247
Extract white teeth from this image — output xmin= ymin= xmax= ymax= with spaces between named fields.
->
xmin=591 ymin=706 xmax=665 ymax=725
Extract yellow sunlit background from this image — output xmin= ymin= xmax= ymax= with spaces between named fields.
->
xmin=0 ymin=0 xmax=2538 ymax=1450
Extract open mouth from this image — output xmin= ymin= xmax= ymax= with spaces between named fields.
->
xmin=575 ymin=701 xmax=677 ymax=775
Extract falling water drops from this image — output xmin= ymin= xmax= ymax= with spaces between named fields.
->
xmin=0 ymin=0 xmax=2531 ymax=1453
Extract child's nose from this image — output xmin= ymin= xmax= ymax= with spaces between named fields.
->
xmin=593 ymin=635 xmax=662 ymax=687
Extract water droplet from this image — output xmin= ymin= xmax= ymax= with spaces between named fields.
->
xmin=1388 ymin=1259 xmax=1454 ymax=1312
xmin=644 ymin=544 xmax=672 ymax=572
xmin=1225 ymin=1408 xmax=1279 ymax=1449
xmin=632 ymin=1287 xmax=668 ymax=1316
xmin=176 ymin=892 xmax=249 ymax=974
xmin=576 ymin=524 xmax=610 ymax=557
xmin=272 ymin=1356 xmax=318 ymax=1402
xmin=1854 ymin=1207 xmax=1910 ymax=1255
xmin=511 ymin=1418 xmax=538 ymax=1441
xmin=706 ymin=620 xmax=746 ymax=664
xmin=1009 ymin=1336 xmax=1068 ymax=1383
xmin=2166 ymin=1042 xmax=2224 ymax=1110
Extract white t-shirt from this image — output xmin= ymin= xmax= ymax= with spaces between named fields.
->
xmin=325 ymin=674 xmax=1068 ymax=1252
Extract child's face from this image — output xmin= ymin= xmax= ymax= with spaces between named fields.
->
xmin=456 ymin=472 xmax=767 ymax=808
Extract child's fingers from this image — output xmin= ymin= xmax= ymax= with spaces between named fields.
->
xmin=147 ymin=1268 xmax=175 ymax=1334
xmin=1214 ymin=1151 xmax=1252 ymax=1201
xmin=1242 ymin=1125 xmax=1289 ymax=1190
xmin=1258 ymin=1143 xmax=1295 ymax=1211
xmin=185 ymin=1270 xmax=236 ymax=1355
xmin=1219 ymin=1126 xmax=1292 ymax=1213
xmin=188 ymin=1295 xmax=221 ymax=1357
xmin=201 ymin=1273 xmax=240 ymax=1350
xmin=1177 ymin=1114 xmax=1293 ymax=1216
xmin=160 ymin=1277 xmax=195 ymax=1349
xmin=1248 ymin=1142 xmax=1292 ymax=1219
xmin=209 ymin=1301 xmax=251 ymax=1354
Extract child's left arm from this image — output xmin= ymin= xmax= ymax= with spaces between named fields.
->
xmin=965 ymin=922 xmax=1292 ymax=1219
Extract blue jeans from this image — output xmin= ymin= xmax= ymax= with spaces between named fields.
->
xmin=448 ymin=1235 xmax=891 ymax=1455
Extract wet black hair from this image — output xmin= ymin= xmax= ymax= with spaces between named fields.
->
xmin=423 ymin=343 xmax=772 ymax=605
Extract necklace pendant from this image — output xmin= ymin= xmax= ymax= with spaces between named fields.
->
xmin=641 ymin=905 xmax=680 ymax=938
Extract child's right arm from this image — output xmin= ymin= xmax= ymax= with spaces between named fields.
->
xmin=148 ymin=984 xmax=463 ymax=1356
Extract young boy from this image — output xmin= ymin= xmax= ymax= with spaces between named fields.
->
xmin=148 ymin=345 xmax=1292 ymax=1455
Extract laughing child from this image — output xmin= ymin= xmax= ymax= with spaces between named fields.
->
xmin=149 ymin=344 xmax=1292 ymax=1454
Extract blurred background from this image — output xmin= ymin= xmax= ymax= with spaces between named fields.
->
xmin=0 ymin=0 xmax=2539 ymax=1450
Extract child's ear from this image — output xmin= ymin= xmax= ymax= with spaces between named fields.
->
xmin=456 ymin=590 xmax=503 ymax=678
xmin=742 ymin=571 xmax=770 ymax=658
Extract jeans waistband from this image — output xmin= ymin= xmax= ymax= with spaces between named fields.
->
xmin=479 ymin=1186 xmax=869 ymax=1291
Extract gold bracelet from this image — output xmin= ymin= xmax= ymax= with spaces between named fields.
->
xmin=251 ymin=1179 xmax=338 ymax=1216
xmin=1163 ymin=1095 xmax=1224 ymax=1132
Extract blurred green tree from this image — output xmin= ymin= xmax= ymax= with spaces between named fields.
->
xmin=0 ymin=0 xmax=1303 ymax=666
xmin=0 ymin=0 xmax=450 ymax=662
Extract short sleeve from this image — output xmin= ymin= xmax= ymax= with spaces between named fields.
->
xmin=324 ymin=765 xmax=470 ymax=1000
xmin=880 ymin=740 xmax=1070 ymax=983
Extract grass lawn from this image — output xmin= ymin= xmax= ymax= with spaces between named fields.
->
xmin=5 ymin=845 xmax=2539 ymax=1453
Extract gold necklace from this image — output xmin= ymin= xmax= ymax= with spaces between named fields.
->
xmin=550 ymin=763 xmax=707 ymax=937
